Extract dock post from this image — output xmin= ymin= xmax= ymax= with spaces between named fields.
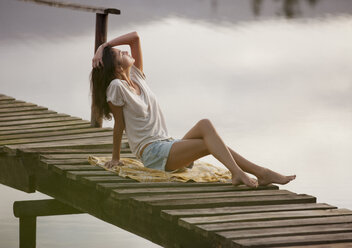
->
xmin=14 ymin=199 xmax=85 ymax=248
xmin=19 ymin=216 xmax=36 ymax=248
xmin=91 ymin=13 xmax=108 ymax=128
xmin=17 ymin=0 xmax=120 ymax=129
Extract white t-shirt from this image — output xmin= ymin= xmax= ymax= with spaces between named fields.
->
xmin=106 ymin=64 xmax=172 ymax=159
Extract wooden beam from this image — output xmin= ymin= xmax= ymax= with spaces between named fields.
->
xmin=13 ymin=199 xmax=84 ymax=217
xmin=19 ymin=216 xmax=36 ymax=248
xmin=91 ymin=13 xmax=108 ymax=127
xmin=20 ymin=0 xmax=120 ymax=15
xmin=14 ymin=199 xmax=85 ymax=248
xmin=18 ymin=1 xmax=119 ymax=127
xmin=0 ymin=155 xmax=36 ymax=193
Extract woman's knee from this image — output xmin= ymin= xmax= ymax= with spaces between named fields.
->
xmin=197 ymin=118 xmax=215 ymax=134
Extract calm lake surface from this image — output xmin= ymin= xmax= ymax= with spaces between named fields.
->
xmin=1 ymin=0 xmax=352 ymax=247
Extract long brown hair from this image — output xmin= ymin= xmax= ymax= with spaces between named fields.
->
xmin=89 ymin=46 xmax=121 ymax=121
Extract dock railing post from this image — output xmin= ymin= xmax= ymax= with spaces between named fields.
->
xmin=19 ymin=216 xmax=36 ymax=248
xmin=14 ymin=199 xmax=85 ymax=248
xmin=18 ymin=0 xmax=120 ymax=128
xmin=91 ymin=13 xmax=108 ymax=128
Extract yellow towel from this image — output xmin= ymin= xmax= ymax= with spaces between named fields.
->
xmin=87 ymin=155 xmax=232 ymax=183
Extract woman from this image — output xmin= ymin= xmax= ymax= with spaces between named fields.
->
xmin=90 ymin=31 xmax=296 ymax=188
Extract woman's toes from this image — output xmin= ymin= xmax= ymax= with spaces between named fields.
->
xmin=247 ymin=178 xmax=257 ymax=187
xmin=289 ymin=175 xmax=296 ymax=180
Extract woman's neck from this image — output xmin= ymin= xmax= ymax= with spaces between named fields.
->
xmin=118 ymin=67 xmax=132 ymax=85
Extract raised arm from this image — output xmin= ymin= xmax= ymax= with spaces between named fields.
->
xmin=105 ymin=102 xmax=126 ymax=169
xmin=94 ymin=31 xmax=143 ymax=73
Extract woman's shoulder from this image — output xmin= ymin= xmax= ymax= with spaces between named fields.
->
xmin=107 ymin=79 xmax=124 ymax=89
xmin=109 ymin=78 xmax=123 ymax=85
xmin=106 ymin=79 xmax=126 ymax=96
xmin=106 ymin=79 xmax=125 ymax=106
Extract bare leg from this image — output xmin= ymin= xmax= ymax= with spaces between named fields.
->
xmin=166 ymin=119 xmax=296 ymax=186
xmin=165 ymin=119 xmax=258 ymax=187
xmin=226 ymin=147 xmax=266 ymax=177
xmin=227 ymin=147 xmax=296 ymax=186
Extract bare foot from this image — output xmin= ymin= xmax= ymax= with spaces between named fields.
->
xmin=232 ymin=172 xmax=258 ymax=188
xmin=257 ymin=168 xmax=296 ymax=186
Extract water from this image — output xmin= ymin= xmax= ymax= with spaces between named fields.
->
xmin=1 ymin=0 xmax=352 ymax=247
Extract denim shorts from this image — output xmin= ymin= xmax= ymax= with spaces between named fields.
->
xmin=140 ymin=138 xmax=181 ymax=171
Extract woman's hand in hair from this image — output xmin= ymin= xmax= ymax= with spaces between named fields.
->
xmin=104 ymin=159 xmax=125 ymax=169
xmin=92 ymin=43 xmax=108 ymax=68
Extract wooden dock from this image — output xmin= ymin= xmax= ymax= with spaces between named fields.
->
xmin=1 ymin=93 xmax=352 ymax=248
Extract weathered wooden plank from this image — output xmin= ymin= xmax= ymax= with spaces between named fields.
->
xmin=0 ymin=100 xmax=25 ymax=105
xmin=18 ymin=147 xmax=132 ymax=155
xmin=0 ymin=109 xmax=57 ymax=117
xmin=217 ymin=223 xmax=352 ymax=242
xmin=0 ymin=127 xmax=115 ymax=141
xmin=195 ymin=215 xmax=352 ymax=238
xmin=232 ymin=232 xmax=352 ymax=247
xmin=132 ymin=189 xmax=293 ymax=203
xmin=3 ymin=136 xmax=118 ymax=155
xmin=51 ymin=164 xmax=104 ymax=175
xmin=96 ymin=181 xmax=237 ymax=193
xmin=22 ymin=0 xmax=121 ymax=15
xmin=111 ymin=185 xmax=279 ymax=200
xmin=112 ymin=187 xmax=284 ymax=200
xmin=0 ymin=106 xmax=47 ymax=113
xmin=0 ymin=123 xmax=91 ymax=136
xmin=139 ymin=194 xmax=316 ymax=214
xmin=43 ymin=158 xmax=95 ymax=165
xmin=40 ymin=153 xmax=132 ymax=165
xmin=0 ymin=102 xmax=36 ymax=108
xmin=81 ymin=176 xmax=136 ymax=186
xmin=0 ymin=113 xmax=69 ymax=122
xmin=7 ymin=136 xmax=114 ymax=149
xmin=0 ymin=101 xmax=15 ymax=105
xmin=180 ymin=209 xmax=352 ymax=231
xmin=0 ymin=116 xmax=82 ymax=127
xmin=0 ymin=130 xmax=114 ymax=145
xmin=66 ymin=170 xmax=116 ymax=180
xmin=0 ymin=95 xmax=15 ymax=101
xmin=41 ymin=152 xmax=136 ymax=159
xmin=13 ymin=199 xmax=84 ymax=217
xmin=39 ymin=159 xmax=90 ymax=167
xmin=40 ymin=153 xmax=113 ymax=159
xmin=0 ymin=119 xmax=89 ymax=132
xmin=39 ymin=155 xmax=134 ymax=168
xmin=161 ymin=203 xmax=337 ymax=223
xmin=274 ymin=242 xmax=352 ymax=248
